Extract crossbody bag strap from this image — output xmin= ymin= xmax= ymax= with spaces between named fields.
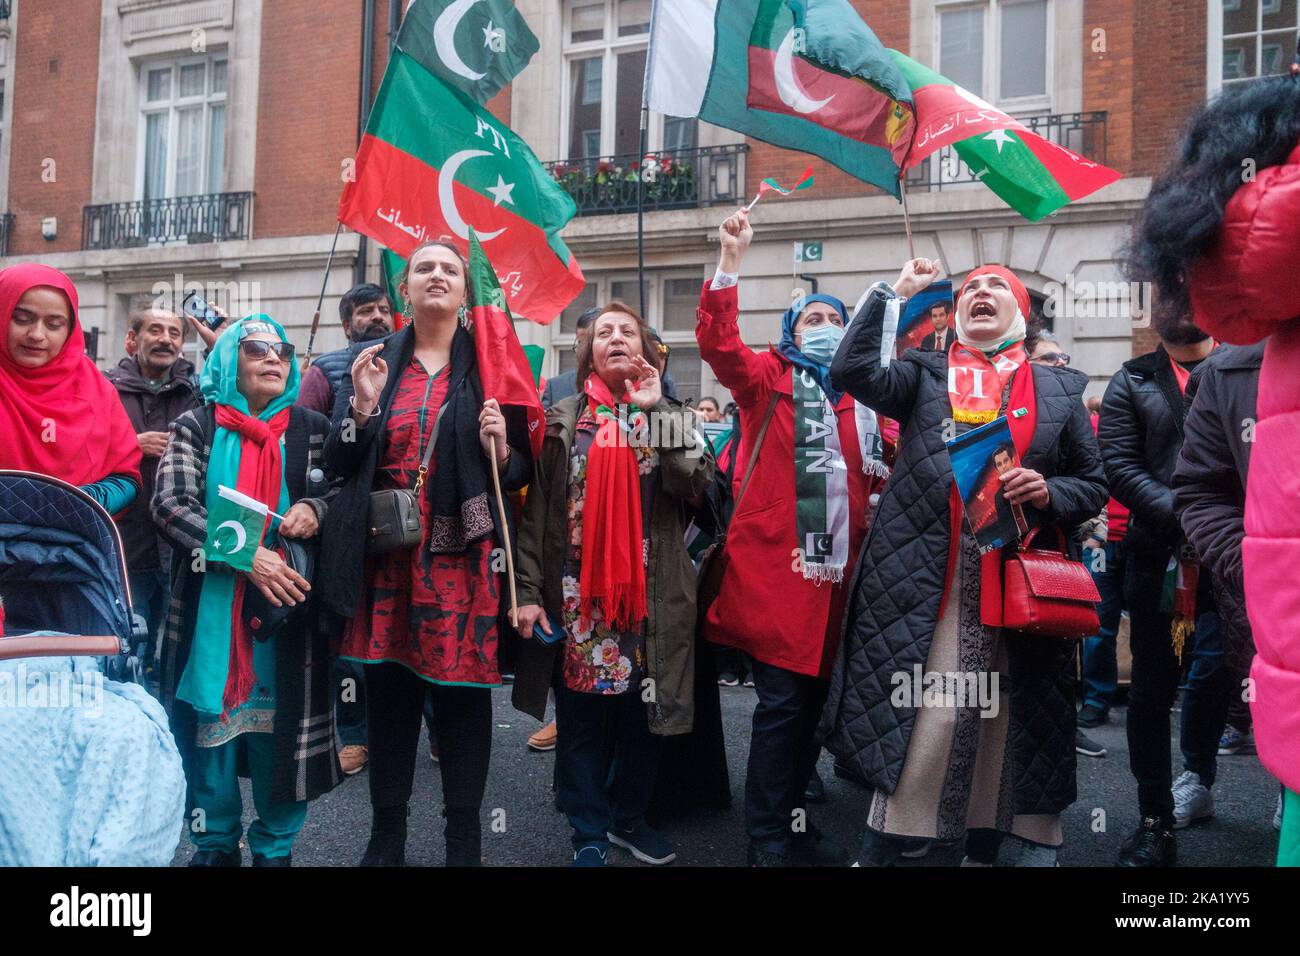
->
xmin=413 ymin=366 xmax=464 ymax=495
xmin=734 ymin=391 xmax=781 ymax=512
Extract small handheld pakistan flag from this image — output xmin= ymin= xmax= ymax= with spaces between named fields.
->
xmin=204 ymin=486 xmax=275 ymax=572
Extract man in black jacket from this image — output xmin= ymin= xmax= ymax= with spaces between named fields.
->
xmin=1172 ymin=342 xmax=1265 ymax=797
xmin=296 ymin=283 xmax=395 ymax=419
xmin=106 ymin=306 xmax=202 ymax=681
xmin=1099 ymin=315 xmax=1222 ymax=866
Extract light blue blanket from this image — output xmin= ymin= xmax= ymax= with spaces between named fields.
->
xmin=0 ymin=651 xmax=185 ymax=866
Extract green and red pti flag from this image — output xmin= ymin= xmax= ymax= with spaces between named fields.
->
xmin=396 ymin=0 xmax=539 ymax=105
xmin=890 ymin=51 xmax=1121 ymax=221
xmin=467 ymin=227 xmax=545 ymax=459
xmin=338 ymin=48 xmax=583 ymax=322
xmin=645 ymin=0 xmax=913 ymax=196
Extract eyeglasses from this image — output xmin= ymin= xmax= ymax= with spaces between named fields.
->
xmin=239 ymin=340 xmax=296 ymax=362
xmin=1037 ymin=352 xmax=1071 ymax=366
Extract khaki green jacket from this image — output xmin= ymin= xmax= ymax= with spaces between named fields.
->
xmin=511 ymin=394 xmax=714 ymax=735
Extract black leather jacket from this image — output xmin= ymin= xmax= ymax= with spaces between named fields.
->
xmin=1098 ymin=344 xmax=1197 ymax=554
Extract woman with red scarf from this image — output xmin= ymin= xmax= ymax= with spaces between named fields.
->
xmin=152 ymin=316 xmax=338 ymax=866
xmin=511 ymin=304 xmax=714 ymax=866
xmin=821 ymin=260 xmax=1107 ymax=867
xmin=0 ymin=264 xmax=141 ymax=508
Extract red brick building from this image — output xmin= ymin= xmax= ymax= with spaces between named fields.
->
xmin=0 ymin=1 xmax=1291 ymax=393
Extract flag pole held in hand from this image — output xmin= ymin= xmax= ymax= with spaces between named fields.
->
xmin=304 ymin=222 xmax=344 ymax=370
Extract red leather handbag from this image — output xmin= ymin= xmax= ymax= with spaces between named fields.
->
xmin=1002 ymin=526 xmax=1101 ymax=639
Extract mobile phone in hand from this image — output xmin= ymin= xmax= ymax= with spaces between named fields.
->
xmin=182 ymin=291 xmax=223 ymax=331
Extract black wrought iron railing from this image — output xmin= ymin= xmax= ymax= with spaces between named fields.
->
xmin=545 ymin=144 xmax=748 ymax=216
xmin=905 ymin=111 xmax=1109 ymax=191
xmin=82 ymin=192 xmax=253 ymax=250
xmin=0 ymin=213 xmax=12 ymax=258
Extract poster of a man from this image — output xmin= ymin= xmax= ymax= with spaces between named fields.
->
xmin=947 ymin=420 xmax=1028 ymax=553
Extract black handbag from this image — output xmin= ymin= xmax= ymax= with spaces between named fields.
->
xmin=243 ymin=533 xmax=318 ymax=641
xmin=365 ymin=387 xmax=451 ymax=554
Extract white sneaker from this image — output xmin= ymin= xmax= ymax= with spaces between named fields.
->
xmin=959 ymin=857 xmax=992 ymax=867
xmin=1171 ymin=770 xmax=1215 ymax=829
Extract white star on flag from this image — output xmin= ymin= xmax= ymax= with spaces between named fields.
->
xmin=486 ymin=175 xmax=516 ymax=206
xmin=983 ymin=129 xmax=1016 ymax=153
xmin=483 ymin=19 xmax=505 ymax=49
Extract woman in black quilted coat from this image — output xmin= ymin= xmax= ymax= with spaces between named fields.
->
xmin=820 ymin=258 xmax=1106 ymax=866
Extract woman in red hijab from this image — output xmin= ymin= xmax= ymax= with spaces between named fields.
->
xmin=0 ymin=264 xmax=141 ymax=511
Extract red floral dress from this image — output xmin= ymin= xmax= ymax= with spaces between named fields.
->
xmin=340 ymin=357 xmax=501 ymax=686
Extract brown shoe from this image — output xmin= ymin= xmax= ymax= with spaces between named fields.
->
xmin=339 ymin=744 xmax=368 ymax=776
xmin=527 ymin=721 xmax=558 ymax=752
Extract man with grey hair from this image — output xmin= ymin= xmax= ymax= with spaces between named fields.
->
xmin=105 ymin=301 xmax=202 ymax=684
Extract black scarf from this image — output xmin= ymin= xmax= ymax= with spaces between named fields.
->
xmin=423 ymin=323 xmax=495 ymax=554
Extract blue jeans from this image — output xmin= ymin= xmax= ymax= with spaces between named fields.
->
xmin=554 ymin=683 xmax=662 ymax=850
xmin=1081 ymin=542 xmax=1126 ymax=711
xmin=1180 ymin=607 xmax=1228 ymax=785
xmin=333 ymin=657 xmax=368 ymax=747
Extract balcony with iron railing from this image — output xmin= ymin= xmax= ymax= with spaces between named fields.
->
xmin=82 ymin=192 xmax=254 ymax=251
xmin=905 ymin=111 xmax=1109 ymax=192
xmin=0 ymin=213 xmax=12 ymax=258
xmin=545 ymin=144 xmax=748 ymax=217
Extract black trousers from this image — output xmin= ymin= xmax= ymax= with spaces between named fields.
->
xmin=364 ymin=661 xmax=492 ymax=816
xmin=745 ymin=658 xmax=828 ymax=853
xmin=1124 ymin=554 xmax=1218 ymax=824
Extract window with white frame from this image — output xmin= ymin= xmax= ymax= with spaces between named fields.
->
xmin=562 ymin=0 xmax=697 ymax=160
xmin=1216 ymin=0 xmax=1298 ymax=90
xmin=554 ymin=269 xmax=706 ymax=402
xmin=936 ymin=0 xmax=1052 ymax=113
xmin=138 ymin=53 xmax=228 ymax=201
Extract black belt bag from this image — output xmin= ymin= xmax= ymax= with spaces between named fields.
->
xmin=365 ymin=394 xmax=451 ymax=555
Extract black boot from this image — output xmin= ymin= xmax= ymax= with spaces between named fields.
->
xmin=444 ymin=806 xmax=483 ymax=867
xmin=1118 ymin=817 xmax=1177 ymax=867
xmin=252 ymin=852 xmax=292 ymax=867
xmin=188 ymin=848 xmax=241 ymax=867
xmin=360 ymin=805 xmax=408 ymax=867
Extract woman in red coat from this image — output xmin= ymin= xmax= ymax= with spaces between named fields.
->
xmin=696 ymin=208 xmax=889 ymax=866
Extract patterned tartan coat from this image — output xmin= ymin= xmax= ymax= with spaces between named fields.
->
xmin=151 ymin=404 xmax=341 ymax=804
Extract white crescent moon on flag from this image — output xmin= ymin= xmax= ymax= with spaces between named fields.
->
xmin=434 ymin=0 xmax=487 ymax=81
xmin=774 ymin=27 xmax=833 ymax=114
xmin=215 ymin=520 xmax=247 ymax=554
xmin=439 ymin=149 xmax=507 ymax=241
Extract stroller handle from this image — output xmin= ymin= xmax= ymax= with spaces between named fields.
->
xmin=0 ymin=635 xmax=123 ymax=662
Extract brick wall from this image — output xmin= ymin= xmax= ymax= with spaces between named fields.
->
xmin=1082 ymin=0 xmax=1136 ymax=175
xmin=5 ymin=1 xmax=102 ymax=255
xmin=743 ymin=0 xmax=910 ymax=199
xmin=252 ymin=1 xmax=363 ymax=239
xmin=1130 ymin=0 xmax=1206 ymax=178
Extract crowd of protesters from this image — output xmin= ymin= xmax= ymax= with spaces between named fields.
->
xmin=0 ymin=74 xmax=1298 ymax=869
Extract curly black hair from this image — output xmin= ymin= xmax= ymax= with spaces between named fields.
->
xmin=1124 ymin=73 xmax=1300 ymax=330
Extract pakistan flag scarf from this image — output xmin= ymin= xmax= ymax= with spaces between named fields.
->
xmin=793 ymin=368 xmax=852 ymax=583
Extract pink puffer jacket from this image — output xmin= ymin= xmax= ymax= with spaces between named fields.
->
xmin=1190 ymin=141 xmax=1300 ymax=793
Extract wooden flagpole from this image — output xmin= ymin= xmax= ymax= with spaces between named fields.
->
xmin=899 ymin=174 xmax=916 ymax=260
xmin=303 ymin=221 xmax=344 ymax=369
xmin=488 ymin=435 xmax=519 ymax=627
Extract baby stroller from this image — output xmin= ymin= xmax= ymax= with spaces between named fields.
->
xmin=0 ymin=470 xmax=185 ymax=866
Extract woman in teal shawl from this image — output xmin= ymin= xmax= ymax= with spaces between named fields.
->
xmin=152 ymin=316 xmax=341 ymax=867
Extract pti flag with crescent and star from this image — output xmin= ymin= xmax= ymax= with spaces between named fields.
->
xmin=339 ymin=4 xmax=583 ymax=322
xmin=645 ymin=0 xmax=914 ymax=196
xmin=889 ymin=50 xmax=1120 ymax=221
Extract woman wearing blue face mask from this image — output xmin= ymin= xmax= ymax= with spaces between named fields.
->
xmin=696 ymin=208 xmax=892 ymax=867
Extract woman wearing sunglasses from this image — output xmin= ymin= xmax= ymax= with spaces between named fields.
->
xmin=152 ymin=315 xmax=339 ymax=866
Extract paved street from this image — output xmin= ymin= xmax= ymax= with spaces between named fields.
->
xmin=171 ymin=684 xmax=1280 ymax=867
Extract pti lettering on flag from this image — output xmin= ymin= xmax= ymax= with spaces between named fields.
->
xmin=339 ymin=48 xmax=583 ymax=323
